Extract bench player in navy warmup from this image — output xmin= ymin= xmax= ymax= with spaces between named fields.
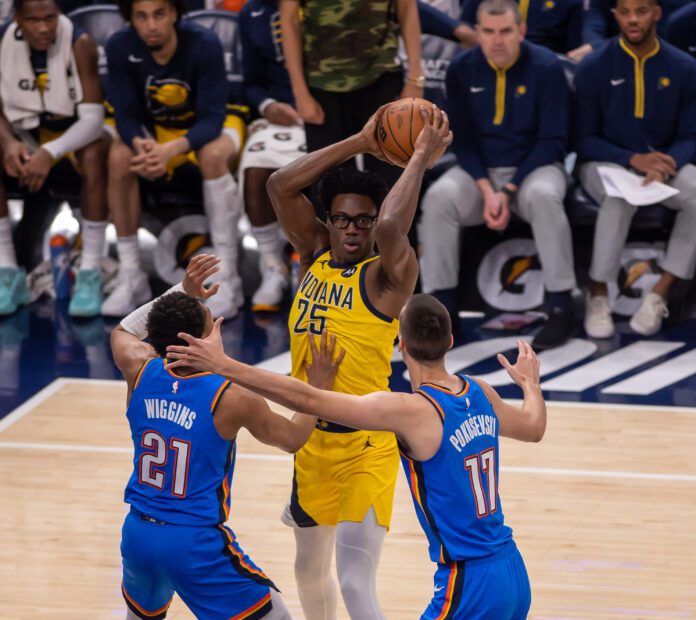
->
xmin=105 ymin=0 xmax=248 ymax=319
xmin=110 ymin=254 xmax=339 ymax=620
xmin=168 ymin=293 xmax=546 ymax=619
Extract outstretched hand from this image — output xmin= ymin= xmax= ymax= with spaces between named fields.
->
xmin=497 ymin=339 xmax=541 ymax=389
xmin=305 ymin=330 xmax=346 ymax=390
xmin=166 ymin=316 xmax=228 ymax=374
xmin=183 ymin=254 xmax=221 ymax=299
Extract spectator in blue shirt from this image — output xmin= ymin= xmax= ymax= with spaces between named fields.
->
xmin=105 ymin=0 xmax=248 ymax=320
xmin=576 ymin=0 xmax=696 ymax=338
xmin=419 ymin=0 xmax=576 ymax=350
xmin=409 ymin=0 xmax=478 ymax=108
xmin=569 ymin=0 xmax=689 ymax=61
xmin=238 ymin=0 xmax=304 ymax=313
xmin=665 ymin=3 xmax=696 ymax=60
xmin=462 ymin=0 xmax=584 ymax=55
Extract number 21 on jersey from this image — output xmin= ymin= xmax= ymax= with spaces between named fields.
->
xmin=139 ymin=430 xmax=191 ymax=498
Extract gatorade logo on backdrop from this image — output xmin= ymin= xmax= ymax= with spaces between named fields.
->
xmin=154 ymin=215 xmax=213 ymax=285
xmin=477 ymin=239 xmax=544 ymax=311
xmin=609 ymin=244 xmax=665 ymax=316
xmin=477 ymin=239 xmax=666 ymax=314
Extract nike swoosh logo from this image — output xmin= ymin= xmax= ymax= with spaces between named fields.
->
xmin=470 ymin=86 xmax=485 ymax=93
xmin=610 ymin=78 xmax=625 ymax=86
xmin=251 ymin=8 xmax=265 ymax=16
xmin=128 ymin=55 xmax=143 ymax=63
xmin=434 ymin=585 xmax=445 ymax=593
xmin=689 ymin=46 xmax=696 ymax=52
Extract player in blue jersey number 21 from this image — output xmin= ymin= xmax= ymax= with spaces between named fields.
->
xmin=110 ymin=254 xmax=341 ymax=620
xmin=167 ymin=293 xmax=547 ymax=619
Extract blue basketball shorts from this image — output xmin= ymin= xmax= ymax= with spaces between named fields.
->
xmin=121 ymin=509 xmax=277 ymax=620
xmin=421 ymin=540 xmax=531 ymax=619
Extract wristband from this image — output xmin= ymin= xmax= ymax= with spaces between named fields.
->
xmin=501 ymin=186 xmax=516 ymax=200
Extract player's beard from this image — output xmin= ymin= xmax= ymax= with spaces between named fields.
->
xmin=146 ymin=42 xmax=164 ymax=51
xmin=622 ymin=24 xmax=651 ymax=46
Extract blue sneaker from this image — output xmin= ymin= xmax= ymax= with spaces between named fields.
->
xmin=69 ymin=269 xmax=103 ymax=317
xmin=0 ymin=267 xmax=30 ymax=316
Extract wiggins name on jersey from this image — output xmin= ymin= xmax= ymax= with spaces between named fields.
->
xmin=289 ymin=249 xmax=399 ymax=396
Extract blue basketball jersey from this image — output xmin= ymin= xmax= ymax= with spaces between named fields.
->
xmin=400 ymin=375 xmax=513 ymax=563
xmin=124 ymin=357 xmax=235 ymax=526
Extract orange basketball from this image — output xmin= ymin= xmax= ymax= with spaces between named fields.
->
xmin=377 ymin=98 xmax=435 ymax=167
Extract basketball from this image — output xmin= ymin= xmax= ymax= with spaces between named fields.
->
xmin=377 ymin=97 xmax=436 ymax=167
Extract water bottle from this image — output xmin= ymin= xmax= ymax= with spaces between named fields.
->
xmin=290 ymin=251 xmax=300 ymax=298
xmin=50 ymin=233 xmax=71 ymax=300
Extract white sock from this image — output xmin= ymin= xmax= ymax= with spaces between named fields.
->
xmin=203 ymin=174 xmax=240 ymax=279
xmin=335 ymin=508 xmax=386 ymax=620
xmin=251 ymin=222 xmax=284 ymax=267
xmin=0 ymin=217 xmax=17 ymax=268
xmin=80 ymin=219 xmax=108 ymax=271
xmin=116 ymin=235 xmax=141 ymax=274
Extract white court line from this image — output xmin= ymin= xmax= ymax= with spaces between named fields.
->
xmin=0 ymin=378 xmax=69 ymax=433
xmin=0 ymin=441 xmax=292 ymax=461
xmin=1 ymin=440 xmax=695 ymax=481
xmin=504 ymin=398 xmax=696 ymax=415
xmin=1 ymin=377 xmax=696 ymax=438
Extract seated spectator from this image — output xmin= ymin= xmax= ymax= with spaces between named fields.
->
xmin=411 ymin=0 xmax=478 ymax=108
xmin=237 ymin=0 xmax=301 ymax=313
xmin=0 ymin=0 xmax=108 ymax=316
xmin=105 ymin=0 xmax=246 ymax=318
xmin=419 ymin=0 xmax=576 ymax=350
xmin=576 ymin=0 xmax=696 ymax=337
xmin=665 ymin=3 xmax=696 ymax=61
xmin=461 ymin=0 xmax=583 ymax=56
xmin=570 ymin=0 xmax=689 ymax=61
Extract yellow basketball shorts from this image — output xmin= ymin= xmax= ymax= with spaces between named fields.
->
xmin=104 ymin=114 xmax=245 ymax=177
xmin=284 ymin=424 xmax=400 ymax=529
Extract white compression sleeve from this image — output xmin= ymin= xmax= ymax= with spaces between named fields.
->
xmin=119 ymin=282 xmax=185 ymax=339
xmin=335 ymin=507 xmax=387 ymax=620
xmin=41 ymin=103 xmax=105 ymax=160
xmin=293 ymin=525 xmax=338 ymax=620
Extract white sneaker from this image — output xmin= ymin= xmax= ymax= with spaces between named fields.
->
xmin=584 ymin=294 xmax=614 ymax=338
xmin=205 ymin=275 xmax=244 ymax=319
xmin=252 ymin=259 xmax=288 ymax=312
xmin=101 ymin=270 xmax=152 ymax=317
xmin=630 ymin=292 xmax=668 ymax=336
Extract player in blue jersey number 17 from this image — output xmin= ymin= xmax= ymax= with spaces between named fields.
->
xmin=167 ymin=293 xmax=547 ymax=619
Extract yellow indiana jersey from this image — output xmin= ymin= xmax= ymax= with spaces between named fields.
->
xmin=289 ymin=249 xmax=399 ymax=395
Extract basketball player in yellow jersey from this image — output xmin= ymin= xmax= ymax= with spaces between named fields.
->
xmin=267 ymin=105 xmax=452 ymax=619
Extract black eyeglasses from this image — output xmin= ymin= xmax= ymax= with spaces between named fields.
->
xmin=328 ymin=214 xmax=378 ymax=230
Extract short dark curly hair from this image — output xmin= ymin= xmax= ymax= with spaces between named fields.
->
xmin=146 ymin=291 xmax=206 ymax=359
xmin=13 ymin=0 xmax=59 ymax=14
xmin=317 ymin=167 xmax=389 ymax=220
xmin=117 ymin=0 xmax=185 ymax=23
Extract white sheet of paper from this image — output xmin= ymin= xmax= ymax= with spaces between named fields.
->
xmin=597 ymin=166 xmax=680 ymax=206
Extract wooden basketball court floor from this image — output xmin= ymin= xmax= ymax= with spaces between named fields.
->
xmin=1 ymin=378 xmax=695 ymax=619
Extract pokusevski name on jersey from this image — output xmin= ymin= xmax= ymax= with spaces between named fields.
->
xmin=297 ymin=270 xmax=354 ymax=310
xmin=143 ymin=397 xmax=197 ymax=430
xmin=449 ymin=413 xmax=497 ymax=452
